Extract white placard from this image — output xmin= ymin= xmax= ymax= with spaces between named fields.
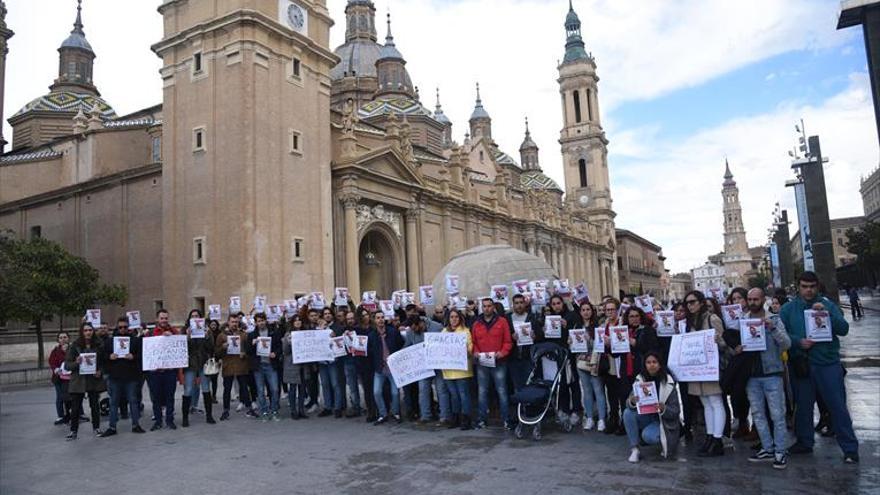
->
xmin=511 ymin=279 xmax=529 ymax=296
xmin=445 ymin=275 xmax=460 ymax=295
xmin=805 ymin=310 xmax=832 ymax=342
xmin=113 ymin=336 xmax=130 ymax=357
xmin=85 ymin=309 xmax=101 ymax=328
xmin=655 ymin=310 xmax=676 ymax=337
xmin=253 ymin=295 xmax=267 ymax=313
xmin=594 ymin=328 xmax=606 ymax=354
xmin=226 ymin=335 xmax=242 ymax=355
xmin=79 ymin=352 xmax=97 ymax=375
xmin=330 ymin=336 xmax=347 ymax=358
xmin=242 ymin=315 xmax=256 ymax=333
xmin=334 ymin=287 xmax=349 ymax=307
xmin=310 ymin=292 xmax=326 ymax=310
xmin=707 ymin=287 xmax=725 ymax=301
xmin=635 ymin=295 xmax=654 ymax=315
xmin=569 ymin=328 xmax=588 ymax=353
xmin=667 ymin=329 xmax=720 ymax=382
xmin=419 ymin=285 xmax=435 ymax=306
xmin=618 ymin=303 xmax=631 ymax=320
xmin=229 ymin=296 xmax=242 ymax=315
xmin=514 ymin=321 xmax=534 ymax=346
xmin=348 ymin=334 xmax=368 ymax=356
xmin=491 ymin=284 xmax=510 ymax=311
xmin=291 ymin=330 xmax=334 ymax=364
xmin=477 ymin=352 xmax=496 ymax=368
xmin=573 ymin=283 xmax=590 ymax=304
xmin=402 ymin=292 xmax=416 ymax=307
xmin=739 ymin=318 xmax=767 ymax=352
xmin=284 ymin=299 xmax=298 ymax=316
xmin=361 ymin=291 xmax=377 ymax=310
xmin=142 ymin=335 xmax=189 ymax=371
xmin=391 ymin=291 xmax=404 ymax=310
xmin=633 ymin=381 xmax=660 ymax=415
xmin=379 ymin=300 xmax=395 ymax=319
xmin=208 ymin=304 xmax=222 ymax=321
xmin=189 ymin=318 xmax=206 ymax=338
xmin=721 ymin=305 xmax=743 ymax=330
xmin=544 ymin=315 xmax=563 ymax=339
xmin=266 ymin=304 xmax=283 ymax=323
xmin=531 ymin=286 xmax=548 ymax=306
xmin=450 ymin=294 xmax=468 ymax=311
xmin=424 ymin=332 xmax=468 ymax=370
xmin=256 ymin=336 xmax=272 ymax=357
xmin=553 ymin=279 xmax=572 ymax=296
xmin=126 ymin=311 xmax=142 ymax=330
xmin=609 ymin=325 xmax=631 ymax=354
xmin=387 ymin=344 xmax=435 ymax=387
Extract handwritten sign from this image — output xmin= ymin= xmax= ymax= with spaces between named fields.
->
xmin=142 ymin=335 xmax=189 ymax=371
xmin=633 ymin=381 xmax=660 ymax=414
xmin=805 ymin=310 xmax=831 ymax=342
xmin=291 ymin=330 xmax=334 ymax=364
xmin=721 ymin=305 xmax=743 ymax=330
xmin=189 ymin=318 xmax=206 ymax=338
xmin=229 ymin=296 xmax=242 ymax=315
xmin=667 ymin=329 xmax=719 ymax=382
xmin=514 ymin=321 xmax=534 ymax=346
xmin=655 ymin=311 xmax=676 ymax=337
xmin=569 ymin=328 xmax=588 ymax=353
xmin=113 ymin=336 xmax=130 ymax=357
xmin=256 ymin=336 xmax=272 ymax=357
xmin=545 ymin=315 xmax=563 ymax=338
xmin=126 ymin=311 xmax=142 ymax=330
xmin=419 ymin=285 xmax=434 ymax=306
xmin=334 ymin=287 xmax=349 ymax=307
xmin=387 ymin=344 xmax=435 ymax=387
xmin=227 ymin=335 xmax=242 ymax=355
xmin=79 ymin=352 xmax=97 ymax=375
xmin=85 ymin=309 xmax=101 ymax=328
xmin=424 ymin=332 xmax=468 ymax=370
xmin=739 ymin=319 xmax=767 ymax=352
xmin=208 ymin=304 xmax=222 ymax=321
xmin=609 ymin=325 xmax=631 ymax=354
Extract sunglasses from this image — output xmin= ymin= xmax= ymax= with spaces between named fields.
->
xmin=685 ymin=299 xmax=699 ymax=305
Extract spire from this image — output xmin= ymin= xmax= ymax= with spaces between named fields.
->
xmin=520 ymin=117 xmax=538 ymax=151
xmin=562 ymin=1 xmax=589 ymax=64
xmin=73 ymin=0 xmax=84 ymax=35
xmin=378 ymin=12 xmax=404 ymax=61
xmin=723 ymin=158 xmax=736 ymax=186
xmin=434 ymin=87 xmax=451 ymax=125
xmin=60 ymin=0 xmax=93 ymax=53
xmin=470 ymin=82 xmax=490 ymax=120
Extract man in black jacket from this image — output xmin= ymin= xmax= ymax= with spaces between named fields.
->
xmin=368 ymin=313 xmax=405 ymax=424
xmin=100 ymin=317 xmax=144 ymax=437
xmin=246 ymin=313 xmax=283 ymax=421
xmin=506 ymin=294 xmax=543 ymax=393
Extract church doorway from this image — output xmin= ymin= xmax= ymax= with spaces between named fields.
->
xmin=359 ymin=228 xmax=399 ymax=298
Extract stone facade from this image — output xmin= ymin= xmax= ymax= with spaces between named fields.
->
xmin=720 ymin=161 xmax=752 ymax=287
xmin=861 ymin=165 xmax=880 ymax=223
xmin=691 ymin=262 xmax=725 ymax=294
xmin=615 ymin=228 xmax=665 ymax=296
xmin=792 ymin=216 xmax=865 ymax=269
xmin=0 ymin=0 xmax=619 ymax=325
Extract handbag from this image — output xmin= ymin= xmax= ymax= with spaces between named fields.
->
xmin=203 ymin=357 xmax=221 ymax=376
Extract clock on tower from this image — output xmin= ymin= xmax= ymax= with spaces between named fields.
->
xmin=279 ymin=0 xmax=308 ymax=34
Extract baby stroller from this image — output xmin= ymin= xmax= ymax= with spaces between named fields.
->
xmin=512 ymin=342 xmax=571 ymax=440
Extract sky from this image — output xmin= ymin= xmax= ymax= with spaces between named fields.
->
xmin=4 ymin=0 xmax=877 ymax=274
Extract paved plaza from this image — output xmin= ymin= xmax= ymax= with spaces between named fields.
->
xmin=1 ymin=315 xmax=878 ymax=495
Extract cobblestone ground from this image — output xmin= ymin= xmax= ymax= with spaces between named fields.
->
xmin=1 ymin=315 xmax=877 ymax=495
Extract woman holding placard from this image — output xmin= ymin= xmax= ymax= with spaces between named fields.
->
xmin=572 ymin=302 xmax=607 ymax=432
xmin=623 ymin=352 xmax=680 ymax=462
xmin=546 ymin=294 xmax=582 ymax=426
xmin=49 ymin=331 xmax=72 ymax=426
xmin=215 ymin=316 xmax=256 ymax=421
xmin=64 ymin=322 xmax=107 ymax=440
xmin=724 ymin=288 xmax=754 ymax=441
xmin=282 ymin=314 xmax=312 ymax=419
xmin=599 ymin=298 xmax=625 ymax=435
xmin=682 ymin=290 xmax=730 ymax=457
xmin=183 ymin=309 xmax=216 ymax=427
xmin=440 ymin=309 xmax=474 ymax=430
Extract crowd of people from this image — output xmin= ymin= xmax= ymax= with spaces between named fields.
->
xmin=49 ymin=271 xmax=860 ymax=467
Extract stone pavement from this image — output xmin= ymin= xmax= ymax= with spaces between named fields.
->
xmin=1 ymin=317 xmax=877 ymax=495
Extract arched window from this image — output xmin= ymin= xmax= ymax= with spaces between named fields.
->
xmin=586 ymin=89 xmax=593 ymax=121
xmin=573 ymin=90 xmax=582 ymax=123
xmin=578 ymin=158 xmax=587 ymax=188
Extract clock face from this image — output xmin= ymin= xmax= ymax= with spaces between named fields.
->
xmin=287 ymin=3 xmax=304 ymax=30
xmin=578 ymin=195 xmax=589 ymax=206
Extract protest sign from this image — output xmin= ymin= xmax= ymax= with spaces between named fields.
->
xmin=477 ymin=352 xmax=496 ymax=368
xmin=573 ymin=283 xmax=590 ymax=304
xmin=227 ymin=335 xmax=242 ymax=355
xmin=721 ymin=305 xmax=743 ymax=330
xmin=189 ymin=318 xmax=206 ymax=338
xmin=256 ymin=337 xmax=272 ymax=357
xmin=655 ymin=311 xmax=676 ymax=337
xmin=126 ymin=311 xmax=142 ymax=330
xmin=379 ymin=300 xmax=395 ymax=319
xmin=310 ymin=292 xmax=326 ymax=310
xmin=330 ymin=336 xmax=347 ymax=358
xmin=361 ymin=291 xmax=377 ymax=310
xmin=677 ymin=320 xmax=688 ymax=335
xmin=544 ymin=315 xmax=563 ymax=339
xmin=633 ymin=381 xmax=660 ymax=414
xmin=334 ymin=287 xmax=349 ymax=307
xmin=445 ymin=275 xmax=460 ymax=295
xmin=491 ymin=285 xmax=510 ymax=311
xmin=424 ymin=332 xmax=468 ymax=370
xmin=113 ymin=336 xmax=130 ymax=357
xmin=419 ymin=285 xmax=435 ymax=306
xmin=142 ymin=335 xmax=189 ymax=371
xmin=514 ymin=321 xmax=534 ymax=346
xmin=266 ymin=304 xmax=283 ymax=323
xmin=208 ymin=304 xmax=222 ymax=321
xmin=284 ymin=299 xmax=298 ymax=316
xmin=387 ymin=344 xmax=435 ymax=387
xmin=85 ymin=309 xmax=101 ymax=328
xmin=594 ymin=328 xmax=606 ymax=354
xmin=291 ymin=330 xmax=334 ymax=364
xmin=617 ymin=303 xmax=631 ymax=320
xmin=229 ymin=296 xmax=242 ymax=315
xmin=609 ymin=325 xmax=631 ymax=354
xmin=805 ymin=310 xmax=832 ymax=342
xmin=553 ymin=279 xmax=572 ymax=296
xmin=667 ymin=329 xmax=719 ymax=382
xmin=450 ymin=294 xmax=467 ymax=311
xmin=635 ymin=295 xmax=654 ymax=315
xmin=707 ymin=287 xmax=725 ymax=301
xmin=511 ymin=279 xmax=529 ymax=296
xmin=402 ymin=292 xmax=416 ymax=307
xmin=348 ymin=334 xmax=368 ymax=356
xmin=739 ymin=319 xmax=767 ymax=352
xmin=253 ymin=295 xmax=267 ymax=313
xmin=569 ymin=328 xmax=588 ymax=353
xmin=79 ymin=353 xmax=97 ymax=375
xmin=242 ymin=315 xmax=256 ymax=333
xmin=391 ymin=291 xmax=404 ymax=309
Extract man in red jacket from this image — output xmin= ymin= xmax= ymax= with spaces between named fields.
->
xmin=146 ymin=309 xmax=181 ymax=431
xmin=472 ymin=298 xmax=513 ymax=429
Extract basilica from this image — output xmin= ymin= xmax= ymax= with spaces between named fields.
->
xmin=0 ymin=0 xmax=619 ymax=321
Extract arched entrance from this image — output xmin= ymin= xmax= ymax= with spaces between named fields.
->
xmin=359 ymin=227 xmax=402 ymax=298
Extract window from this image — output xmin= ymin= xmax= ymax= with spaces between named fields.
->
xmin=573 ymin=90 xmax=582 ymax=123
xmin=291 ymin=57 xmax=301 ymax=78
xmin=586 ymin=89 xmax=593 ymax=121
xmin=193 ymin=52 xmax=203 ymax=74
xmin=837 ymin=238 xmax=844 ymax=247
xmin=29 ymin=225 xmax=41 ymax=239
xmin=151 ymin=136 xmax=162 ymax=163
xmin=193 ymin=127 xmax=206 ymax=152
xmin=154 ymin=300 xmax=164 ymax=314
xmin=289 ymin=129 xmax=302 ymax=155
xmin=194 ymin=297 xmax=205 ymax=315
xmin=578 ymin=159 xmax=588 ymax=188
xmin=193 ymin=237 xmax=206 ymax=264
xmin=617 ymin=256 xmax=623 ymax=270
xmin=479 ymin=150 xmax=484 ymax=163
xmin=292 ymin=237 xmax=304 ymax=262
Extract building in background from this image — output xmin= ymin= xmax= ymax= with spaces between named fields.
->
xmin=720 ymin=161 xmax=753 ymax=287
xmin=615 ymin=228 xmax=665 ymax=296
xmin=791 ymin=216 xmax=865 ymax=269
xmin=691 ymin=262 xmax=725 ymax=293
xmin=669 ymin=272 xmax=694 ymax=301
xmin=861 ymin=165 xmax=880 ymax=223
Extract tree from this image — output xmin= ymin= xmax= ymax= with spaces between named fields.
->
xmin=748 ymin=272 xmax=770 ymax=290
xmin=845 ymin=222 xmax=880 ymax=287
xmin=0 ymin=232 xmax=127 ymax=368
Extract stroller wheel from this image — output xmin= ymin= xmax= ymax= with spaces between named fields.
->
xmin=514 ymin=423 xmax=524 ymax=440
xmin=532 ymin=423 xmax=542 ymax=441
xmin=564 ymin=421 xmax=573 ymax=433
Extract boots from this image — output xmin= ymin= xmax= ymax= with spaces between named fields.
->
xmin=182 ymin=396 xmax=191 ymax=428
xmin=698 ymin=435 xmax=713 ymax=454
xmin=203 ymin=393 xmax=216 ymax=424
xmin=699 ymin=438 xmax=724 ymax=457
xmin=447 ymin=414 xmax=459 ymax=429
xmin=460 ymin=415 xmax=472 ymax=431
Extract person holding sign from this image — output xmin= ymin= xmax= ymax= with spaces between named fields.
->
xmin=546 ymin=295 xmax=583 ymax=426
xmin=471 ymin=298 xmax=514 ymax=430
xmin=681 ymin=290 xmax=730 ymax=457
xmin=100 ymin=317 xmax=144 ymax=437
xmin=215 ymin=315 xmax=256 ymax=421
xmin=246 ymin=313 xmax=282 ymax=421
xmin=740 ymin=288 xmax=791 ymax=469
xmin=182 ymin=310 xmax=216 ymax=427
xmin=723 ymin=287 xmax=753 ymax=441
xmin=368 ymin=312 xmax=405 ymax=424
xmin=49 ymin=332 xmax=73 ymax=426
xmin=143 ymin=309 xmax=184 ymax=431
xmin=572 ymin=302 xmax=607 ymax=432
xmin=623 ymin=352 xmax=680 ymax=462
xmin=63 ymin=322 xmax=106 ymax=440
xmin=780 ymin=271 xmax=858 ymax=463
xmin=505 ymin=294 xmax=541 ymax=393
xmin=439 ymin=309 xmax=474 ymax=430
xmin=281 ymin=314 xmax=313 ymax=419
xmin=598 ymin=298 xmax=626 ymax=435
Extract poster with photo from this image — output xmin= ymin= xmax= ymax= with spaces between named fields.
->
xmin=242 ymin=315 xmax=256 ymax=333
xmin=573 ymin=283 xmax=590 ymax=304
xmin=544 ymin=315 xmax=563 ymax=338
xmin=477 ymin=352 xmax=496 ymax=368
xmin=594 ymin=328 xmax=606 ymax=353
xmin=266 ymin=304 xmax=283 ymax=323
xmin=445 ymin=274 xmax=460 ymax=295
xmin=617 ymin=303 xmax=631 ymax=320
xmin=739 ymin=319 xmax=767 ymax=352
xmin=707 ymin=287 xmax=725 ymax=301
xmin=511 ymin=279 xmax=529 ymax=296
xmin=635 ymin=295 xmax=654 ymax=315
xmin=633 ymin=381 xmax=660 ymax=415
xmin=334 ymin=287 xmax=350 ymax=307
xmin=379 ymin=300 xmax=395 ymax=319
xmin=391 ymin=291 xmax=404 ymax=309
xmin=569 ymin=328 xmax=588 ymax=353
xmin=79 ymin=352 xmax=97 ymax=375
xmin=85 ymin=309 xmax=101 ymax=328
xmin=256 ymin=336 xmax=272 ymax=357
xmin=402 ymin=292 xmax=416 ymax=307
xmin=362 ymin=291 xmax=378 ymax=311
xmin=419 ymin=285 xmax=435 ymax=306
xmin=229 ymin=296 xmax=242 ymax=315
xmin=609 ymin=325 xmax=631 ymax=354
xmin=227 ymin=335 xmax=242 ymax=355
xmin=805 ymin=310 xmax=832 ymax=342
xmin=189 ymin=318 xmax=206 ymax=338
xmin=491 ymin=285 xmax=510 ymax=311
xmin=284 ymin=299 xmax=299 ymax=316
xmin=655 ymin=310 xmax=676 ymax=337
xmin=330 ymin=336 xmax=347 ymax=358
xmin=721 ymin=305 xmax=743 ymax=330
xmin=208 ymin=304 xmax=222 ymax=321
xmin=113 ymin=337 xmax=130 ymax=357
xmin=514 ymin=321 xmax=534 ymax=346
xmin=126 ymin=311 xmax=142 ymax=330
xmin=553 ymin=279 xmax=572 ymax=296
xmin=310 ymin=292 xmax=326 ymax=310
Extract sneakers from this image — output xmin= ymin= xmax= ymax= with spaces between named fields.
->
xmin=150 ymin=422 xmax=163 ymax=432
xmin=583 ymin=418 xmax=595 ymax=431
xmin=99 ymin=428 xmax=117 ymax=438
xmin=261 ymin=413 xmax=270 ymax=422
xmin=219 ymin=411 xmax=230 ymax=421
xmin=569 ymin=412 xmax=581 ymax=426
xmin=54 ymin=417 xmax=68 ymax=426
xmin=843 ymin=453 xmax=859 ymax=464
xmin=628 ymin=448 xmax=640 ymax=463
xmin=373 ymin=416 xmax=388 ymax=426
xmin=393 ymin=414 xmax=402 ymax=424
xmin=773 ymin=452 xmax=788 ymax=470
xmin=271 ymin=412 xmax=281 ymax=422
xmin=132 ymin=425 xmax=146 ymax=434
xmin=235 ymin=403 xmax=245 ymax=412
xmin=245 ymin=410 xmax=260 ymax=419
xmin=788 ymin=443 xmax=813 ymax=455
xmin=65 ymin=431 xmax=77 ymax=441
xmin=748 ymin=449 xmax=774 ymax=462
xmin=596 ymin=419 xmax=606 ymax=432
xmin=93 ymin=428 xmax=104 ymax=437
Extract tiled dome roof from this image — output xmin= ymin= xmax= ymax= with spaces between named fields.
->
xmin=12 ymin=91 xmax=115 ymax=119
xmin=521 ymin=169 xmax=562 ymax=192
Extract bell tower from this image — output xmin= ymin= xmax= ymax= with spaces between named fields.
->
xmin=152 ymin=0 xmax=338 ymax=317
xmin=721 ymin=160 xmax=752 ymax=286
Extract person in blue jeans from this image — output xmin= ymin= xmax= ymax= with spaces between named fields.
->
xmin=368 ymin=312 xmax=405 ymax=424
xmin=318 ymin=307 xmax=345 ymax=417
xmin=100 ymin=318 xmax=145 ymax=437
xmin=742 ymin=288 xmax=791 ymax=469
xmin=341 ymin=311 xmax=363 ymax=417
xmin=623 ymin=352 xmax=680 ymax=463
xmin=472 ymin=298 xmax=514 ymax=429
xmin=246 ymin=313 xmax=282 ymax=421
xmin=781 ymin=271 xmax=859 ymax=464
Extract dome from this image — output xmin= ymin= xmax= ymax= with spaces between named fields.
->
xmin=61 ymin=32 xmax=92 ymax=52
xmin=331 ymin=39 xmax=382 ymax=80
xmin=521 ymin=169 xmax=562 ymax=192
xmin=358 ymin=97 xmax=432 ymax=119
xmin=12 ymin=91 xmax=115 ymax=119
xmin=432 ymin=245 xmax=558 ymax=306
